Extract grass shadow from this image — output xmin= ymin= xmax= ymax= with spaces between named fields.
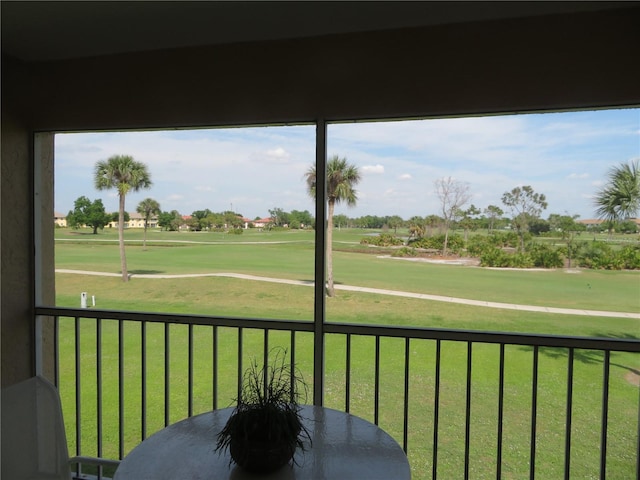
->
xmin=518 ymin=332 xmax=640 ymax=376
xmin=128 ymin=269 xmax=166 ymax=275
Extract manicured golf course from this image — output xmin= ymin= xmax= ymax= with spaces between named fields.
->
xmin=54 ymin=228 xmax=639 ymax=479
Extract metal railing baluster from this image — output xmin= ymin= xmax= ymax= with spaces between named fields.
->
xmin=118 ymin=320 xmax=124 ymax=459
xmin=345 ymin=333 xmax=351 ymax=413
xmin=264 ymin=329 xmax=269 ymax=397
xmin=374 ymin=335 xmax=380 ymax=425
xmin=600 ymin=350 xmax=611 ymax=480
xmin=213 ymin=326 xmax=218 ymax=411
xmin=164 ymin=323 xmax=170 ymax=427
xmin=530 ymin=346 xmax=539 ymax=480
xmin=74 ymin=316 xmax=82 ymax=463
xmin=564 ymin=348 xmax=574 ymax=480
xmin=141 ymin=320 xmax=147 ymax=440
xmin=96 ymin=317 xmax=103 ymax=475
xmin=636 ymin=377 xmax=640 ymax=480
xmin=403 ymin=337 xmax=410 ymax=453
xmin=433 ymin=339 xmax=441 ymax=480
xmin=237 ymin=327 xmax=243 ymax=401
xmin=188 ymin=323 xmax=194 ymax=418
xmin=497 ymin=344 xmax=505 ymax=480
xmin=290 ymin=331 xmax=296 ymax=403
xmin=54 ymin=316 xmax=60 ymax=387
xmin=464 ymin=341 xmax=472 ymax=480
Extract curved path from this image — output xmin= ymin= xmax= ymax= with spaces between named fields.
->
xmin=56 ymin=269 xmax=640 ymax=319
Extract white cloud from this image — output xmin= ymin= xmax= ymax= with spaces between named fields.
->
xmin=361 ymin=164 xmax=385 ymax=174
xmin=266 ymin=147 xmax=290 ymax=159
xmin=54 ymin=110 xmax=639 ymax=219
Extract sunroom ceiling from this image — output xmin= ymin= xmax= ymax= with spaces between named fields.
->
xmin=1 ymin=1 xmax=632 ymax=62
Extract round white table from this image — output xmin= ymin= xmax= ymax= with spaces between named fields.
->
xmin=114 ymin=405 xmax=411 ymax=479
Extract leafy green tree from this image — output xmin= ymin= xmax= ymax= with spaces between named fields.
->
xmin=191 ymin=209 xmax=213 ymax=231
xmin=549 ymin=214 xmax=585 ymax=268
xmin=501 ymin=185 xmax=548 ymax=251
xmin=458 ymin=204 xmax=481 ymax=242
xmin=386 ymin=215 xmax=404 ymax=234
xmin=484 ymin=205 xmax=504 ymax=231
xmin=136 ymin=198 xmax=161 ymax=250
xmin=110 ymin=211 xmax=130 ymax=224
xmin=66 ymin=196 xmax=111 ymax=234
xmin=269 ymin=207 xmax=290 ymax=227
xmin=425 ymin=215 xmax=442 ymax=237
xmin=407 ymin=216 xmax=426 ymax=239
xmin=290 ymin=210 xmax=314 ymax=229
xmin=617 ymin=219 xmax=639 ymax=234
xmin=94 ymin=154 xmax=152 ymax=282
xmin=528 ymin=218 xmax=550 ymax=235
xmin=223 ymin=211 xmax=244 ymax=230
xmin=158 ymin=210 xmax=182 ymax=231
xmin=306 ymin=155 xmax=361 ymax=297
xmin=595 ymin=160 xmax=640 ymax=235
xmin=333 ymin=213 xmax=349 ymax=229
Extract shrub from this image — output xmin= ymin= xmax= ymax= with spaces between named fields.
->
xmin=577 ymin=241 xmax=623 ymax=270
xmin=526 ymin=242 xmax=564 ymax=268
xmin=620 ymin=244 xmax=640 ymax=269
xmin=408 ymin=233 xmax=464 ymax=254
xmin=467 ymin=235 xmax=493 ymax=257
xmin=360 ymin=233 xmax=404 ymax=247
xmin=228 ymin=228 xmax=243 ymax=235
xmin=391 ymin=247 xmax=418 ymax=257
xmin=479 ymin=247 xmax=534 ymax=268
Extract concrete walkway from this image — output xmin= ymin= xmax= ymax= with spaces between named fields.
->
xmin=56 ymin=269 xmax=640 ymax=319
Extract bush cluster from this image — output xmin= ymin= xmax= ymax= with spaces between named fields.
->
xmin=391 ymin=247 xmax=418 ymax=257
xmin=576 ymin=241 xmax=640 ymax=270
xmin=360 ymin=233 xmax=404 ymax=247
xmin=361 ymin=231 xmax=639 ymax=270
xmin=479 ymin=248 xmax=534 ymax=268
xmin=408 ymin=234 xmax=465 ymax=254
xmin=467 ymin=231 xmax=520 ymax=256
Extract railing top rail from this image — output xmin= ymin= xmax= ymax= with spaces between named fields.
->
xmin=325 ymin=322 xmax=640 ymax=352
xmin=36 ymin=306 xmax=640 ymax=352
xmin=35 ymin=306 xmax=315 ymax=333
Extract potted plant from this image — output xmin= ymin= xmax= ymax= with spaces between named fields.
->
xmin=215 ymin=348 xmax=311 ymax=474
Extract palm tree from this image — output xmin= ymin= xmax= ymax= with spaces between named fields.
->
xmin=306 ymin=155 xmax=361 ymax=297
xmin=594 ymin=160 xmax=640 ymax=235
xmin=95 ymin=155 xmax=152 ymax=282
xmin=136 ymin=198 xmax=161 ymax=250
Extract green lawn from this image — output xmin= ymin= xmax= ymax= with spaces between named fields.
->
xmin=54 ymin=228 xmax=640 ymax=479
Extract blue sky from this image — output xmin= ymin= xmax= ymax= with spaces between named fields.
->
xmin=55 ymin=108 xmax=639 ymax=221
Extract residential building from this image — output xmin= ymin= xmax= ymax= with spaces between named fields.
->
xmin=54 ymin=212 xmax=67 ymax=227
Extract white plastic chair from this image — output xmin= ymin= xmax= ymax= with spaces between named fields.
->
xmin=1 ymin=376 xmax=119 ymax=480
xmin=1 ymin=375 xmax=72 ymax=479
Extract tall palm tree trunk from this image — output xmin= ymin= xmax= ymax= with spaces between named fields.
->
xmin=142 ymin=223 xmax=148 ymax=251
xmin=326 ymin=201 xmax=335 ymax=297
xmin=118 ymin=194 xmax=129 ymax=282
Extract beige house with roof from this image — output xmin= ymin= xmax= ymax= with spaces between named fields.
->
xmin=107 ymin=212 xmax=158 ymax=229
xmin=54 ymin=212 xmax=67 ymax=227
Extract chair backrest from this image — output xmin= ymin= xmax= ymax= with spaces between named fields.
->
xmin=1 ymin=376 xmax=71 ymax=480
